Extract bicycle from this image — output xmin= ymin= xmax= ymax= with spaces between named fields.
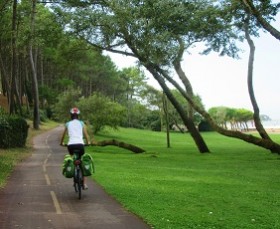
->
xmin=62 ymin=144 xmax=94 ymax=200
xmin=72 ymin=149 xmax=84 ymax=200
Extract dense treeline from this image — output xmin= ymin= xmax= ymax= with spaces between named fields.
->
xmin=0 ymin=1 xmax=162 ymax=131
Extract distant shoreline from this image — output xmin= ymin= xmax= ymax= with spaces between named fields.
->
xmin=263 ymin=128 xmax=280 ymax=134
xmin=247 ymin=128 xmax=280 ymax=134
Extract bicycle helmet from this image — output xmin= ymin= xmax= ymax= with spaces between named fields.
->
xmin=70 ymin=107 xmax=80 ymax=115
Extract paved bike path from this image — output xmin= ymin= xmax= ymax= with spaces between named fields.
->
xmin=0 ymin=126 xmax=151 ymax=229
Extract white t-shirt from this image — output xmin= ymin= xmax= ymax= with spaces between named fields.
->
xmin=66 ymin=119 xmax=85 ymax=145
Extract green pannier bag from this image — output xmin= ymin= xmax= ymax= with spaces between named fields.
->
xmin=81 ymin=153 xmax=95 ymax=176
xmin=62 ymin=154 xmax=75 ymax=178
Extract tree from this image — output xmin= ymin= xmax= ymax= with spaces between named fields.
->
xmin=208 ymin=106 xmax=254 ymax=131
xmin=47 ymin=1 xmax=280 ymax=153
xmin=52 ymin=89 xmax=126 ymax=134
xmin=51 ymin=87 xmax=82 ymax=122
xmin=77 ymin=93 xmax=125 ymax=133
xmin=51 ymin=0 xmax=211 ymax=153
xmin=119 ymin=67 xmax=150 ymax=128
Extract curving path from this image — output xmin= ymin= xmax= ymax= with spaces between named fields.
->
xmin=0 ymin=126 xmax=151 ymax=229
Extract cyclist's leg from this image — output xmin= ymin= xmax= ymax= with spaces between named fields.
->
xmin=78 ymin=145 xmax=85 ymax=159
xmin=67 ymin=144 xmax=76 ymax=157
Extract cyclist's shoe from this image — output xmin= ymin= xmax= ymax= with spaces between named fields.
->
xmin=83 ymin=184 xmax=88 ymax=190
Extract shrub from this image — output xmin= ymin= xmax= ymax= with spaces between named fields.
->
xmin=77 ymin=93 xmax=125 ymax=133
xmin=0 ymin=113 xmax=29 ymax=148
xmin=198 ymin=120 xmax=213 ymax=132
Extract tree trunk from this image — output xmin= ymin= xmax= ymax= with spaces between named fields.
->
xmin=0 ymin=50 xmax=10 ymax=99
xmin=162 ymin=93 xmax=170 ymax=148
xmin=9 ymin=0 xmax=17 ymax=114
xmin=244 ymin=17 xmax=272 ymax=143
xmin=173 ymin=37 xmax=194 ymax=118
xmin=29 ymin=0 xmax=40 ymax=129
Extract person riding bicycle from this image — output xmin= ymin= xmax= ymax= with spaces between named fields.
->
xmin=60 ymin=107 xmax=91 ymax=189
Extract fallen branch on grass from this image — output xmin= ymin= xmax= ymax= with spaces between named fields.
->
xmin=92 ymin=139 xmax=145 ymax=154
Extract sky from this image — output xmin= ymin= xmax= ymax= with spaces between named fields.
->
xmin=105 ymin=18 xmax=280 ymax=120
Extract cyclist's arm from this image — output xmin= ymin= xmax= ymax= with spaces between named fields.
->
xmin=83 ymin=125 xmax=91 ymax=145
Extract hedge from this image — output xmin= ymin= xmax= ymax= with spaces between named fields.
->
xmin=0 ymin=114 xmax=29 ymax=148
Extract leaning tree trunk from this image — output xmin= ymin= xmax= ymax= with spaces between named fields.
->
xmin=244 ymin=17 xmax=272 ymax=143
xmin=173 ymin=37 xmax=195 ymax=118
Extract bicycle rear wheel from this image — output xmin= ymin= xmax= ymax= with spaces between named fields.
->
xmin=77 ymin=168 xmax=83 ymax=199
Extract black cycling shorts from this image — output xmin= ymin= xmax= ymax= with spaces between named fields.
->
xmin=67 ymin=144 xmax=85 ymax=159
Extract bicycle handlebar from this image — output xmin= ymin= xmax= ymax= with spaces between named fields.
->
xmin=60 ymin=144 xmax=93 ymax=147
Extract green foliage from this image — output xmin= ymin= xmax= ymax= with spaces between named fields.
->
xmin=52 ymin=87 xmax=81 ymax=122
xmin=208 ymin=106 xmax=228 ymax=125
xmin=122 ymin=101 xmax=152 ymax=129
xmin=39 ymin=85 xmax=59 ymax=107
xmin=0 ymin=112 xmax=29 ymax=148
xmin=208 ymin=106 xmax=253 ymax=129
xmin=77 ymin=93 xmax=125 ymax=133
xmin=146 ymin=110 xmax=161 ymax=131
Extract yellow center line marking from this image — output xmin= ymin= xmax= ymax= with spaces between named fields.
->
xmin=43 ymin=134 xmax=52 ymax=184
xmin=45 ymin=134 xmax=62 ymax=215
xmin=43 ymin=158 xmax=48 ymax=164
xmin=46 ymin=135 xmax=53 ymax=153
xmin=50 ymin=191 xmax=62 ymax=214
xmin=45 ymin=174 xmax=51 ymax=185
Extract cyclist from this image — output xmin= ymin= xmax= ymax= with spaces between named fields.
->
xmin=60 ymin=107 xmax=91 ymax=189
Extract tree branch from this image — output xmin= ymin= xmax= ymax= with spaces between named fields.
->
xmin=241 ymin=0 xmax=280 ymax=41
xmin=92 ymin=139 xmax=145 ymax=153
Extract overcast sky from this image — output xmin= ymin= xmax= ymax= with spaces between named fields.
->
xmin=106 ymin=18 xmax=280 ymax=120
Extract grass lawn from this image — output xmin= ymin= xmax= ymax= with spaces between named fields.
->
xmin=89 ymin=128 xmax=280 ymax=229
xmin=1 ymin=122 xmax=280 ymax=228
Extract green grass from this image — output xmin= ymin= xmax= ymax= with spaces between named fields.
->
xmin=1 ymin=124 xmax=280 ymax=228
xmin=89 ymin=128 xmax=280 ymax=229
xmin=0 ymin=148 xmax=30 ymax=188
